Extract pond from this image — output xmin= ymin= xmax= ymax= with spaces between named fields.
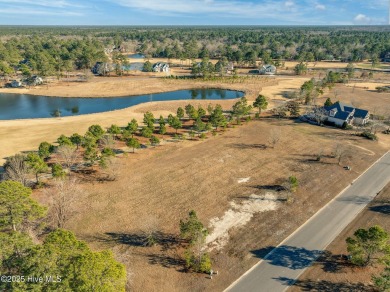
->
xmin=0 ymin=89 xmax=244 ymax=120
xmin=128 ymin=53 xmax=145 ymax=59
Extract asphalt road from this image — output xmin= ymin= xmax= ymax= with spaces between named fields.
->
xmin=226 ymin=151 xmax=390 ymax=292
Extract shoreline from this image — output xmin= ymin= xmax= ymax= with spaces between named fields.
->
xmin=0 ymin=76 xmax=307 ymax=164
xmin=0 ymin=85 xmax=245 ymax=99
xmin=0 ymin=76 xmax=256 ymax=98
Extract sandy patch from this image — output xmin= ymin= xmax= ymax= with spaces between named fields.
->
xmin=345 ymin=82 xmax=390 ymax=90
xmin=206 ymin=193 xmax=279 ymax=251
xmin=237 ymin=177 xmax=251 ymax=183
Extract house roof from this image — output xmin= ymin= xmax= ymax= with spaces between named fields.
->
xmin=334 ymin=111 xmax=352 ymax=120
xmin=324 ymin=102 xmax=369 ymax=121
xmin=325 ymin=102 xmax=353 ymax=113
xmin=354 ymin=108 xmax=369 ymax=119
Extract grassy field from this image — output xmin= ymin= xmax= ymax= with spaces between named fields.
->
xmin=0 ymin=76 xmax=308 ymax=164
xmin=32 ymin=117 xmax=389 ymax=292
xmin=289 ymin=182 xmax=390 ymax=292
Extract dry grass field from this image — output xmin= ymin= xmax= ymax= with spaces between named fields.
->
xmin=318 ymin=84 xmax=390 ymax=118
xmin=1 ymin=69 xmax=390 ymax=291
xmin=31 ymin=117 xmax=389 ymax=292
xmin=289 ymin=182 xmax=390 ymax=292
xmin=0 ymin=76 xmax=308 ymax=164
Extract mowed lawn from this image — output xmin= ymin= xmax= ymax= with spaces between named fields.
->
xmin=32 ymin=118 xmax=389 ymax=292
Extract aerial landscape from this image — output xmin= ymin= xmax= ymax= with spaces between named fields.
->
xmin=1 ymin=1 xmax=390 ymax=291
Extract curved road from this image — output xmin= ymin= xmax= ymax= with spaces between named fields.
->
xmin=226 ymin=151 xmax=390 ymax=292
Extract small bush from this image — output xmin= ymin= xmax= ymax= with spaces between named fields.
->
xmin=377 ymin=86 xmax=390 ymax=93
xmin=52 ymin=163 xmax=66 ymax=178
xmin=342 ymin=122 xmax=353 ymax=130
xmin=149 ymin=135 xmax=160 ymax=145
xmin=359 ymin=131 xmax=377 ymax=141
xmin=199 ymin=133 xmax=206 ymax=139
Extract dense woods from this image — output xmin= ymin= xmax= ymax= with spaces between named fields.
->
xmin=1 ymin=26 xmax=390 ymax=79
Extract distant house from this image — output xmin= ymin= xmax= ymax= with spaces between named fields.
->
xmin=226 ymin=62 xmax=234 ymax=74
xmin=92 ymin=62 xmax=115 ymax=75
xmin=324 ymin=102 xmax=369 ymax=126
xmin=11 ymin=80 xmax=22 ymax=88
xmin=382 ymin=52 xmax=390 ymax=63
xmin=259 ymin=65 xmax=277 ymax=75
xmin=153 ymin=62 xmax=170 ymax=73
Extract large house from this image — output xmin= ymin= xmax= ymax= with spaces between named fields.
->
xmin=259 ymin=64 xmax=277 ymax=75
xmin=324 ymin=102 xmax=369 ymax=126
xmin=152 ymin=62 xmax=170 ymax=73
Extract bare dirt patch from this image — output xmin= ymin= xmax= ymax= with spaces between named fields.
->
xmin=289 ymin=182 xmax=390 ymax=292
xmin=206 ymin=193 xmax=280 ymax=251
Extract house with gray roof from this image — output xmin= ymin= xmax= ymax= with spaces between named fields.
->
xmin=324 ymin=102 xmax=369 ymax=126
xmin=153 ymin=62 xmax=170 ymax=73
xmin=259 ymin=64 xmax=277 ymax=75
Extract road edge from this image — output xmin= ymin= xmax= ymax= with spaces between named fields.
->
xmin=224 ymin=150 xmax=390 ymax=292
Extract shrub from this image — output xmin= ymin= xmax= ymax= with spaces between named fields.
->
xmin=149 ymin=135 xmax=160 ymax=146
xmin=141 ymin=127 xmax=153 ymax=138
xmin=51 ymin=163 xmax=66 ymax=178
xmin=342 ymin=122 xmax=353 ymax=130
xmin=359 ymin=131 xmax=377 ymax=141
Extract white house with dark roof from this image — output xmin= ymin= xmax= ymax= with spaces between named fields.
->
xmin=259 ymin=64 xmax=277 ymax=75
xmin=152 ymin=62 xmax=170 ymax=73
xmin=324 ymin=102 xmax=369 ymax=126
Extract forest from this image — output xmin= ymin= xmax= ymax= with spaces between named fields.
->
xmin=0 ymin=26 xmax=390 ymax=78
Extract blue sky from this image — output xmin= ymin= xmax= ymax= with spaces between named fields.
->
xmin=0 ymin=0 xmax=388 ymax=25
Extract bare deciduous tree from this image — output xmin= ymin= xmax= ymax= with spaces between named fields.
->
xmin=46 ymin=178 xmax=80 ymax=228
xmin=56 ymin=145 xmax=78 ymax=170
xmin=312 ymin=106 xmax=328 ymax=125
xmin=333 ymin=143 xmax=350 ymax=165
xmin=268 ymin=128 xmax=282 ymax=148
xmin=100 ymin=134 xmax=115 ymax=149
xmin=4 ymin=154 xmax=29 ymax=186
xmin=100 ymin=157 xmax=120 ymax=181
xmin=140 ymin=215 xmax=160 ymax=247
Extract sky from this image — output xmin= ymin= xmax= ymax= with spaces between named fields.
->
xmin=0 ymin=0 xmax=388 ymax=26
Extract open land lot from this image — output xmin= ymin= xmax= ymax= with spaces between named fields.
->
xmin=1 ymin=70 xmax=390 ymax=291
xmin=31 ymin=117 xmax=389 ymax=292
xmin=0 ymin=76 xmax=308 ymax=164
xmin=317 ymin=84 xmax=390 ymax=123
xmin=289 ymin=182 xmax=390 ymax=292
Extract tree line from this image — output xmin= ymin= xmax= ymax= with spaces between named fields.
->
xmin=1 ymin=26 xmax=390 ymax=80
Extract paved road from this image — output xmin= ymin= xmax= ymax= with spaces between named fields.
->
xmin=226 ymin=152 xmax=390 ymax=292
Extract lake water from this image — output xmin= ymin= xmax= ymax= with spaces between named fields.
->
xmin=0 ymin=89 xmax=244 ymax=120
xmin=128 ymin=53 xmax=145 ymax=59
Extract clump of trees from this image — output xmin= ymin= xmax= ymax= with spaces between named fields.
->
xmin=346 ymin=225 xmax=390 ymax=267
xmin=0 ymin=180 xmax=127 ymax=291
xmin=180 ymin=210 xmax=211 ymax=273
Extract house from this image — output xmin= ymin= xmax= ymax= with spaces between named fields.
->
xmin=382 ymin=52 xmax=390 ymax=63
xmin=24 ymin=75 xmax=43 ymax=86
xmin=226 ymin=62 xmax=234 ymax=74
xmin=324 ymin=102 xmax=369 ymax=126
xmin=92 ymin=62 xmax=114 ymax=75
xmin=11 ymin=80 xmax=22 ymax=88
xmin=259 ymin=64 xmax=277 ymax=75
xmin=152 ymin=62 xmax=170 ymax=73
